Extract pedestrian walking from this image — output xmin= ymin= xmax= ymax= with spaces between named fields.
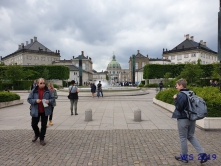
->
xmin=97 ymin=81 xmax=103 ymax=98
xmin=47 ymin=82 xmax=58 ymax=126
xmin=159 ymin=81 xmax=163 ymax=91
xmin=31 ymin=80 xmax=37 ymax=90
xmin=90 ymin=82 xmax=96 ymax=98
xmin=172 ymin=78 xmax=208 ymax=163
xmin=68 ymin=80 xmax=79 ymax=115
xmin=27 ymin=78 xmax=54 ymax=146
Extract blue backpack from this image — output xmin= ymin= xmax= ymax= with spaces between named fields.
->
xmin=181 ymin=91 xmax=207 ymax=120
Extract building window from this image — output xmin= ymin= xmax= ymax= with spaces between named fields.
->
xmin=83 ymin=63 xmax=85 ymax=70
xmin=177 ymin=55 xmax=182 ymax=60
xmin=27 ymin=56 xmax=32 ymax=60
xmin=171 ymin=56 xmax=175 ymax=60
xmin=184 ymin=54 xmax=189 ymax=58
xmin=41 ymin=57 xmax=45 ymax=61
xmin=192 ymin=61 xmax=196 ymax=64
xmin=142 ymin=62 xmax=146 ymax=67
xmin=135 ymin=63 xmax=138 ymax=69
xmin=191 ymin=54 xmax=196 ymax=57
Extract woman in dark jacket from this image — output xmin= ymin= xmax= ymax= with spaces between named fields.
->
xmin=90 ymin=83 xmax=96 ymax=98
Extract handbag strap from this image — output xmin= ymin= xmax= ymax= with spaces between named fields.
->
xmin=69 ymin=86 xmax=73 ymax=94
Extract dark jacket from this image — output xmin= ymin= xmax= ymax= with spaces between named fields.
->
xmin=31 ymin=83 xmax=37 ymax=90
xmin=172 ymin=89 xmax=189 ymax=119
xmin=91 ymin=84 xmax=96 ymax=93
xmin=27 ymin=86 xmax=54 ymax=117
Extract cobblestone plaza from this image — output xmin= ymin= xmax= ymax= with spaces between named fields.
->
xmin=0 ymin=90 xmax=220 ymax=166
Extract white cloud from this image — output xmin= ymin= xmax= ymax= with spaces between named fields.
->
xmin=0 ymin=0 xmax=219 ymax=71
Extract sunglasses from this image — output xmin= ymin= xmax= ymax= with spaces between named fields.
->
xmin=39 ymin=82 xmax=45 ymax=84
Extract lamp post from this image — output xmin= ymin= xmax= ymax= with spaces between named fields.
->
xmin=218 ymin=0 xmax=221 ymax=91
xmin=79 ymin=54 xmax=82 ymax=86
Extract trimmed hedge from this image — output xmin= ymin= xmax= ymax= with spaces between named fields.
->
xmin=155 ymin=87 xmax=221 ymax=117
xmin=0 ymin=91 xmax=20 ymax=102
xmin=143 ymin=64 xmax=219 ymax=79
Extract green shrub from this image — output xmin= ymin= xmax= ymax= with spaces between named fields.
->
xmin=0 ymin=91 xmax=20 ymax=102
xmin=138 ymin=84 xmax=144 ymax=87
xmin=147 ymin=83 xmax=158 ymax=87
xmin=155 ymin=87 xmax=221 ymax=117
xmin=53 ymin=84 xmax=59 ymax=89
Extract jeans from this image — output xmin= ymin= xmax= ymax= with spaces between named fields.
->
xmin=49 ymin=107 xmax=54 ymax=121
xmin=177 ymin=119 xmax=204 ymax=155
xmin=97 ymin=90 xmax=103 ymax=97
xmin=70 ymin=99 xmax=78 ymax=114
xmin=31 ymin=113 xmax=48 ymax=140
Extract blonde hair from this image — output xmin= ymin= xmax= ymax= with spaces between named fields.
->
xmin=176 ymin=78 xmax=187 ymax=88
xmin=47 ymin=82 xmax=54 ymax=89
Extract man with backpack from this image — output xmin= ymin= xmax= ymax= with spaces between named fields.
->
xmin=172 ymin=78 xmax=208 ymax=164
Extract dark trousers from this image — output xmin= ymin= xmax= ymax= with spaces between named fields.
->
xmin=31 ymin=113 xmax=48 ymax=140
xmin=49 ymin=107 xmax=54 ymax=121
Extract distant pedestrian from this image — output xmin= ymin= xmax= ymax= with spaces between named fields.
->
xmin=47 ymin=82 xmax=58 ymax=126
xmin=31 ymin=80 xmax=37 ymax=90
xmin=97 ymin=81 xmax=103 ymax=98
xmin=159 ymin=81 xmax=163 ymax=91
xmin=27 ymin=78 xmax=54 ymax=146
xmin=68 ymin=80 xmax=79 ymax=115
xmin=209 ymin=80 xmax=215 ymax=87
xmin=172 ymin=78 xmax=208 ymax=163
xmin=214 ymin=80 xmax=219 ymax=87
xmin=90 ymin=83 xmax=96 ymax=98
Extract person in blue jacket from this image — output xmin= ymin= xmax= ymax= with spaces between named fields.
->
xmin=172 ymin=78 xmax=208 ymax=164
xmin=27 ymin=78 xmax=54 ymax=146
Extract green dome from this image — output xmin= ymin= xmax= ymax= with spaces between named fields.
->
xmin=107 ymin=55 xmax=121 ymax=69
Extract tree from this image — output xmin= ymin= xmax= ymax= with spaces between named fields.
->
xmin=178 ymin=63 xmax=203 ymax=84
xmin=42 ymin=68 xmax=49 ymax=80
xmin=23 ymin=69 xmax=40 ymax=80
xmin=106 ymin=74 xmax=109 ymax=80
xmin=4 ymin=65 xmax=24 ymax=83
xmin=211 ymin=63 xmax=220 ymax=79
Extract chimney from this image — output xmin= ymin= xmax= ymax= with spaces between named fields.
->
xmin=18 ymin=45 xmax=21 ymax=49
xmin=21 ymin=43 xmax=24 ymax=49
xmin=26 ymin=41 xmax=28 ymax=46
xmin=31 ymin=39 xmax=33 ymax=43
xmin=73 ymin=56 xmax=75 ymax=59
xmin=87 ymin=56 xmax=88 ymax=59
xmin=81 ymin=51 xmax=84 ymax=56
xmin=137 ymin=50 xmax=140 ymax=54
xmin=186 ymin=34 xmax=189 ymax=39
xmin=190 ymin=36 xmax=194 ymax=41
xmin=204 ymin=42 xmax=206 ymax=46
xmin=200 ymin=40 xmax=203 ymax=44
xmin=34 ymin=36 xmax=37 ymax=42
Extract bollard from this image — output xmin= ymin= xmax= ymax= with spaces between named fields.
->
xmin=85 ymin=109 xmax=92 ymax=121
xmin=134 ymin=109 xmax=141 ymax=122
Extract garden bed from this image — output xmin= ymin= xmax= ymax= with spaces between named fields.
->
xmin=153 ymin=98 xmax=221 ymax=130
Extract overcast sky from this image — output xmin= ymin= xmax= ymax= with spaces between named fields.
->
xmin=0 ymin=0 xmax=219 ymax=71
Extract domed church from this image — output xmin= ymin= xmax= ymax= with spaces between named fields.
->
xmin=106 ymin=54 xmax=130 ymax=84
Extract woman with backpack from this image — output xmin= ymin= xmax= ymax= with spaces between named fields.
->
xmin=68 ymin=80 xmax=79 ymax=115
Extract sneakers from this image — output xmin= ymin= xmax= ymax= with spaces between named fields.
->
xmin=199 ymin=153 xmax=208 ymax=163
xmin=175 ymin=156 xmax=188 ymax=163
xmin=40 ymin=140 xmax=46 ymax=146
xmin=75 ymin=113 xmax=78 ymax=115
xmin=71 ymin=112 xmax=73 ymax=115
xmin=49 ymin=120 xmax=53 ymax=126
